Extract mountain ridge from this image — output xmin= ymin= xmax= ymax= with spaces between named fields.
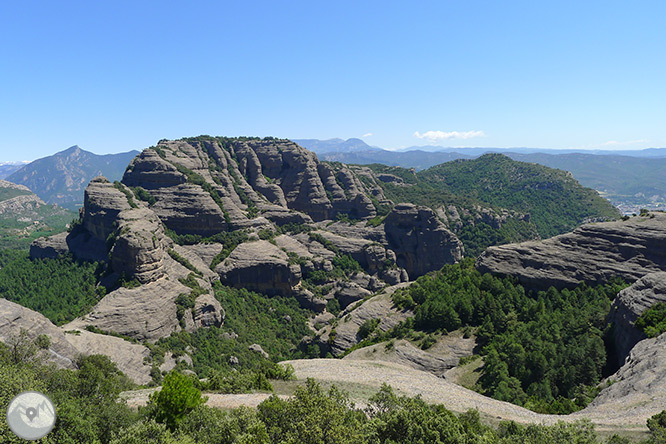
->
xmin=7 ymin=145 xmax=140 ymax=210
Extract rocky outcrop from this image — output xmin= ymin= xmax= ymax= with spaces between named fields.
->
xmin=384 ymin=203 xmax=464 ymax=279
xmin=477 ymin=213 xmax=666 ymax=289
xmin=577 ymin=332 xmax=666 ymax=426
xmin=318 ymin=284 xmax=412 ymax=355
xmin=215 ymin=240 xmax=300 ymax=296
xmin=608 ymin=272 xmax=666 ymax=367
xmin=0 ymin=298 xmax=153 ymax=384
xmin=83 ymin=177 xmax=133 ymax=241
xmin=0 ymin=298 xmax=79 ymax=369
xmin=63 ymin=329 xmax=153 ymax=385
xmin=109 ymin=208 xmax=167 ymax=284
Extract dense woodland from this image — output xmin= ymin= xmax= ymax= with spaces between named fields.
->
xmin=352 ymin=259 xmax=629 ymax=414
xmin=0 ymin=250 xmax=105 ymax=325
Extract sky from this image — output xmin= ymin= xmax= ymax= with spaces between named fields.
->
xmin=1 ymin=1 xmax=666 ymax=161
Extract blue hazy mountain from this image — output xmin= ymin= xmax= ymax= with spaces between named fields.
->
xmin=7 ymin=146 xmax=139 ymax=210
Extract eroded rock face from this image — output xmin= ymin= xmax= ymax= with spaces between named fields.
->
xmin=384 ymin=203 xmax=464 ymax=279
xmin=608 ymin=272 xmax=666 ymax=367
xmin=0 ymin=298 xmax=79 ymax=369
xmin=476 ymin=213 xmax=666 ymax=289
xmin=216 ymin=240 xmax=300 ymax=296
xmin=83 ymin=177 xmax=132 ymax=241
xmin=580 ymin=332 xmax=666 ymax=425
xmin=109 ymin=208 xmax=167 ymax=284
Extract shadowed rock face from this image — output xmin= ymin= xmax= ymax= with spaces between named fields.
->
xmin=384 ymin=203 xmax=464 ymax=279
xmin=476 ymin=213 xmax=666 ymax=289
xmin=608 ymin=272 xmax=666 ymax=367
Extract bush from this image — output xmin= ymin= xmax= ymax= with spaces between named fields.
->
xmin=148 ymin=372 xmax=207 ymax=430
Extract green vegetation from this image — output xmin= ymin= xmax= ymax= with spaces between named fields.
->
xmin=167 ymin=249 xmax=202 ymax=276
xmin=148 ymin=372 xmax=206 ymax=431
xmin=635 ymin=302 xmax=666 ymax=338
xmin=388 ymin=259 xmax=628 ymax=414
xmin=0 ymin=250 xmax=105 ymax=325
xmin=113 ymin=181 xmax=138 ymax=208
xmin=0 ymin=330 xmax=662 ymax=443
xmin=418 ymin=154 xmax=620 ymax=239
xmin=130 ymin=186 xmax=157 ymax=206
xmin=367 ymin=154 xmax=619 ymax=254
xmin=358 ymin=318 xmax=380 ymax=339
xmin=0 ymin=187 xmax=31 ymax=201
xmin=152 ymin=283 xmax=313 ymax=381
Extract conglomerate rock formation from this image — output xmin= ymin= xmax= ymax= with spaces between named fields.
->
xmin=30 ymin=137 xmax=465 ymax=349
xmin=477 ymin=212 xmax=666 ymax=289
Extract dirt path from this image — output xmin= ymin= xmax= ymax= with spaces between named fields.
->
xmin=120 ymin=388 xmax=286 ymax=410
xmin=120 ymin=358 xmax=652 ymax=436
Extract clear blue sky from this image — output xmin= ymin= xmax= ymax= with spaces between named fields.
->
xmin=1 ymin=1 xmax=665 ymax=161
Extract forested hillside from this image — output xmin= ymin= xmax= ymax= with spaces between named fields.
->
xmin=350 ymin=259 xmax=628 ymax=414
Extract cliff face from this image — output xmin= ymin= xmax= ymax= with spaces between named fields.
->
xmin=476 ymin=213 xmax=666 ymax=289
xmin=607 ymin=272 xmax=666 ymax=367
xmin=118 ymin=137 xmax=463 ymax=301
xmin=30 ymin=137 xmax=465 ymax=344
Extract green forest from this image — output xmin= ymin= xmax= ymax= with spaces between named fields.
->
xmin=1 ymin=341 xmax=664 ymax=444
xmin=369 ymin=259 xmax=629 ymax=414
xmin=365 ymin=154 xmax=619 ymax=254
xmin=0 ymin=250 xmax=105 ymax=325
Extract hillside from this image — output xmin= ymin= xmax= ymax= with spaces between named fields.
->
xmin=364 ymin=154 xmax=619 ymax=254
xmin=7 ymin=145 xmax=140 ymax=209
xmin=304 ymin=142 xmax=666 ymax=215
xmin=417 ymin=154 xmax=621 ymax=238
xmin=0 ymin=180 xmax=74 ymax=250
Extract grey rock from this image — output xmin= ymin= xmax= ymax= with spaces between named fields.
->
xmin=229 ymin=355 xmax=239 ymax=365
xmin=608 ymin=272 xmax=666 ymax=367
xmin=109 ymin=208 xmax=167 ymax=284
xmin=30 ymin=232 xmax=70 ymax=259
xmin=335 ymin=282 xmax=372 ymax=308
xmin=384 ymin=203 xmax=464 ymax=279
xmin=65 ymin=329 xmax=152 ymax=385
xmin=249 ymin=343 xmax=269 ymax=359
xmin=193 ymin=293 xmax=225 ymax=328
xmin=216 ymin=240 xmax=299 ymax=296
xmin=579 ymin=332 xmax=666 ymax=425
xmin=0 ymin=298 xmax=79 ymax=369
xmin=325 ymin=284 xmax=412 ymax=355
xmin=477 ymin=213 xmax=666 ymax=289
xmin=221 ymin=332 xmax=238 ymax=340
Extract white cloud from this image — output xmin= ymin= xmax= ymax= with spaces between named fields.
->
xmin=599 ymin=139 xmax=648 ymax=147
xmin=362 ymin=133 xmax=373 ymax=138
xmin=414 ymin=130 xmax=485 ymax=141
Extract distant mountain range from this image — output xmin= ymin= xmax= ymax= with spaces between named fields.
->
xmin=6 ymin=146 xmax=140 ymax=210
xmin=296 ymin=138 xmax=666 ymax=212
xmin=0 ymin=161 xmax=30 ymax=180
xmin=295 ymin=137 xmax=666 ymax=158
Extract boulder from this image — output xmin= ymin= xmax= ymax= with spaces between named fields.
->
xmin=249 ymin=343 xmax=269 ymax=359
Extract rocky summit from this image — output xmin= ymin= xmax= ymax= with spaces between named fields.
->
xmin=30 ymin=137 xmax=464 ymax=347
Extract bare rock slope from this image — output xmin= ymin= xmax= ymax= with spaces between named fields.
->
xmin=477 ymin=212 xmax=666 ymax=289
